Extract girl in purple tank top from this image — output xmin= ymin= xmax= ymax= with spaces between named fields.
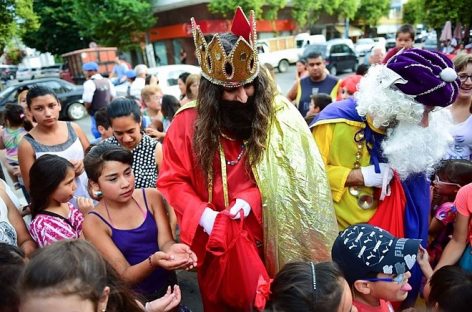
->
xmin=82 ymin=143 xmax=197 ymax=301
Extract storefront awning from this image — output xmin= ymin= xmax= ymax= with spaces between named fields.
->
xmin=335 ymin=25 xmax=364 ymax=37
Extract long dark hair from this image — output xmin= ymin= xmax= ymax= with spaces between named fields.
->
xmin=4 ymin=103 xmax=33 ymax=131
xmin=266 ymin=262 xmax=345 ymax=312
xmin=193 ymin=32 xmax=275 ymax=176
xmin=161 ymin=94 xmax=180 ymax=121
xmin=29 ymin=154 xmax=74 ymax=217
xmin=19 ymin=240 xmax=143 ymax=312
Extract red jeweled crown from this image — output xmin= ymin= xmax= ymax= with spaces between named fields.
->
xmin=191 ymin=7 xmax=259 ymax=88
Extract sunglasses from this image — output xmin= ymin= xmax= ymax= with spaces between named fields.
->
xmin=433 ymin=175 xmax=461 ymax=188
xmin=363 ymin=273 xmax=406 ymax=284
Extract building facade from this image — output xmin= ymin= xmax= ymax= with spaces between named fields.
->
xmin=148 ymin=0 xmax=297 ymax=66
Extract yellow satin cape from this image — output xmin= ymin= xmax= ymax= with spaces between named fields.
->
xmin=253 ymin=95 xmax=338 ymax=276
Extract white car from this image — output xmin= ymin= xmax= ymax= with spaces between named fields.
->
xmin=355 ymin=38 xmax=375 ymax=57
xmin=16 ymin=67 xmax=41 ymax=82
xmin=116 ymin=64 xmax=201 ymax=99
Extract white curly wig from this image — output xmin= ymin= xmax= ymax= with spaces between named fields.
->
xmin=355 ymin=65 xmax=426 ymax=128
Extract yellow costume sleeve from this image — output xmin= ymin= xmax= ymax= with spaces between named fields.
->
xmin=313 ymin=123 xmax=351 ymax=202
xmin=330 ymin=80 xmax=340 ymax=101
xmin=295 ymin=79 xmax=302 ymax=105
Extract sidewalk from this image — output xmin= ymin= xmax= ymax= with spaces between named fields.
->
xmin=178 ymin=270 xmax=203 ymax=312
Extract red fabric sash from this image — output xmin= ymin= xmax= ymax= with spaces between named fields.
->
xmin=368 ymin=173 xmax=406 ymax=237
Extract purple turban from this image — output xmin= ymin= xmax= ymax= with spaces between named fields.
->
xmin=386 ymin=49 xmax=460 ymax=107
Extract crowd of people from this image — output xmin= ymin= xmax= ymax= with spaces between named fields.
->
xmin=1 ymin=7 xmax=472 ymax=312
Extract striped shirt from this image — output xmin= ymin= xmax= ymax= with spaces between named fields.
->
xmin=29 ymin=203 xmax=84 ymax=247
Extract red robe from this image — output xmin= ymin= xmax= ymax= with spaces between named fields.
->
xmin=157 ymin=107 xmax=263 ymax=311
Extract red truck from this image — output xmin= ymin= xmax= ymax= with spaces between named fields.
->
xmin=61 ymin=47 xmax=117 ymax=84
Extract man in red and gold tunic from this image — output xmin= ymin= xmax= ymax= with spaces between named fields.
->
xmin=157 ymin=7 xmax=338 ymax=311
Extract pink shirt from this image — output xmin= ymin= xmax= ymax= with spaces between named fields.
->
xmin=353 ymin=299 xmax=394 ymax=312
xmin=29 ymin=203 xmax=84 ymax=247
xmin=454 ymin=183 xmax=472 ymax=244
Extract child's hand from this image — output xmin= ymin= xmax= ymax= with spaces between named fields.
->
xmin=150 ymin=250 xmax=190 ymax=271
xmin=76 ymin=196 xmax=94 ymax=213
xmin=145 ymin=285 xmax=181 ymax=312
xmin=69 ymin=160 xmax=84 ymax=176
xmin=417 ymin=246 xmax=433 ymax=280
xmin=166 ymin=243 xmax=198 ymax=270
xmin=145 ymin=127 xmax=165 ymax=140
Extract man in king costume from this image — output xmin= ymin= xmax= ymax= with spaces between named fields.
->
xmin=311 ymin=48 xmax=460 ymax=306
xmin=157 ymin=7 xmax=338 ymax=311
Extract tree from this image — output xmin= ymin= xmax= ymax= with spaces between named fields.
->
xmin=0 ymin=0 xmax=39 ymax=52
xmin=291 ymin=0 xmax=339 ymax=28
xmin=23 ymin=0 xmax=90 ymax=56
xmin=402 ymin=0 xmax=424 ymax=25
xmin=71 ymin=0 xmax=155 ymax=50
xmin=354 ymin=0 xmax=390 ymax=26
xmin=208 ymin=0 xmax=286 ymax=20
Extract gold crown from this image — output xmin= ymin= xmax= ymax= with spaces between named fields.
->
xmin=191 ymin=7 xmax=259 ymax=88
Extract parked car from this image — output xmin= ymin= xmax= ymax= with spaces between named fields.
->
xmin=372 ymin=37 xmax=386 ymax=47
xmin=355 ymin=38 xmax=375 ymax=57
xmin=0 ymin=65 xmax=18 ymax=82
xmin=385 ymin=38 xmax=396 ymax=51
xmin=295 ymin=33 xmax=326 ymax=49
xmin=257 ymin=41 xmax=299 ymax=73
xmin=116 ymin=64 xmax=201 ymax=99
xmin=302 ymin=39 xmax=358 ymax=76
xmin=16 ymin=67 xmax=41 ymax=82
xmin=37 ymin=64 xmax=62 ymax=79
xmin=423 ymin=36 xmax=439 ymax=51
xmin=0 ymin=78 xmax=87 ymax=120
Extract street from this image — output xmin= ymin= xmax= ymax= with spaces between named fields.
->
xmin=76 ymin=63 xmax=354 ymax=140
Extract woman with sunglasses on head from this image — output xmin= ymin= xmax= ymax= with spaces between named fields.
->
xmin=443 ymin=53 xmax=472 ymax=160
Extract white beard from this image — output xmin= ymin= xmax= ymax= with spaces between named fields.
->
xmin=382 ymin=109 xmax=453 ymax=179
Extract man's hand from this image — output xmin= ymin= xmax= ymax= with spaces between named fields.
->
xmin=360 ymin=163 xmax=393 ymax=188
xmin=229 ymin=198 xmax=251 ymax=219
xmin=199 ymin=207 xmax=218 ymax=235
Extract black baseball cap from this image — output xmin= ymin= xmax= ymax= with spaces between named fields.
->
xmin=332 ymin=224 xmax=421 ymax=285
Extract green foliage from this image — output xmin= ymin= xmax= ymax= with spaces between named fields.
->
xmin=208 ymin=0 xmax=272 ymax=19
xmin=291 ymin=0 xmax=336 ymax=27
xmin=423 ymin=0 xmax=459 ymax=30
xmin=402 ymin=0 xmax=424 ymax=25
xmin=355 ymin=0 xmax=390 ymax=26
xmin=409 ymin=0 xmax=471 ymax=31
xmin=336 ymin=0 xmax=361 ymax=20
xmin=24 ymin=0 xmax=154 ymax=54
xmin=0 ymin=0 xmax=39 ymax=52
xmin=23 ymin=0 xmax=90 ymax=55
xmin=4 ymin=43 xmax=26 ymax=64
xmin=71 ymin=0 xmax=155 ymax=50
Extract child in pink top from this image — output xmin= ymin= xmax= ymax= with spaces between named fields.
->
xmin=436 ymin=182 xmax=472 ymax=272
xmin=28 ymin=154 xmax=93 ymax=247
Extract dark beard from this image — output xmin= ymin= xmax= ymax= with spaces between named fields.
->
xmin=219 ymin=97 xmax=255 ymax=140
